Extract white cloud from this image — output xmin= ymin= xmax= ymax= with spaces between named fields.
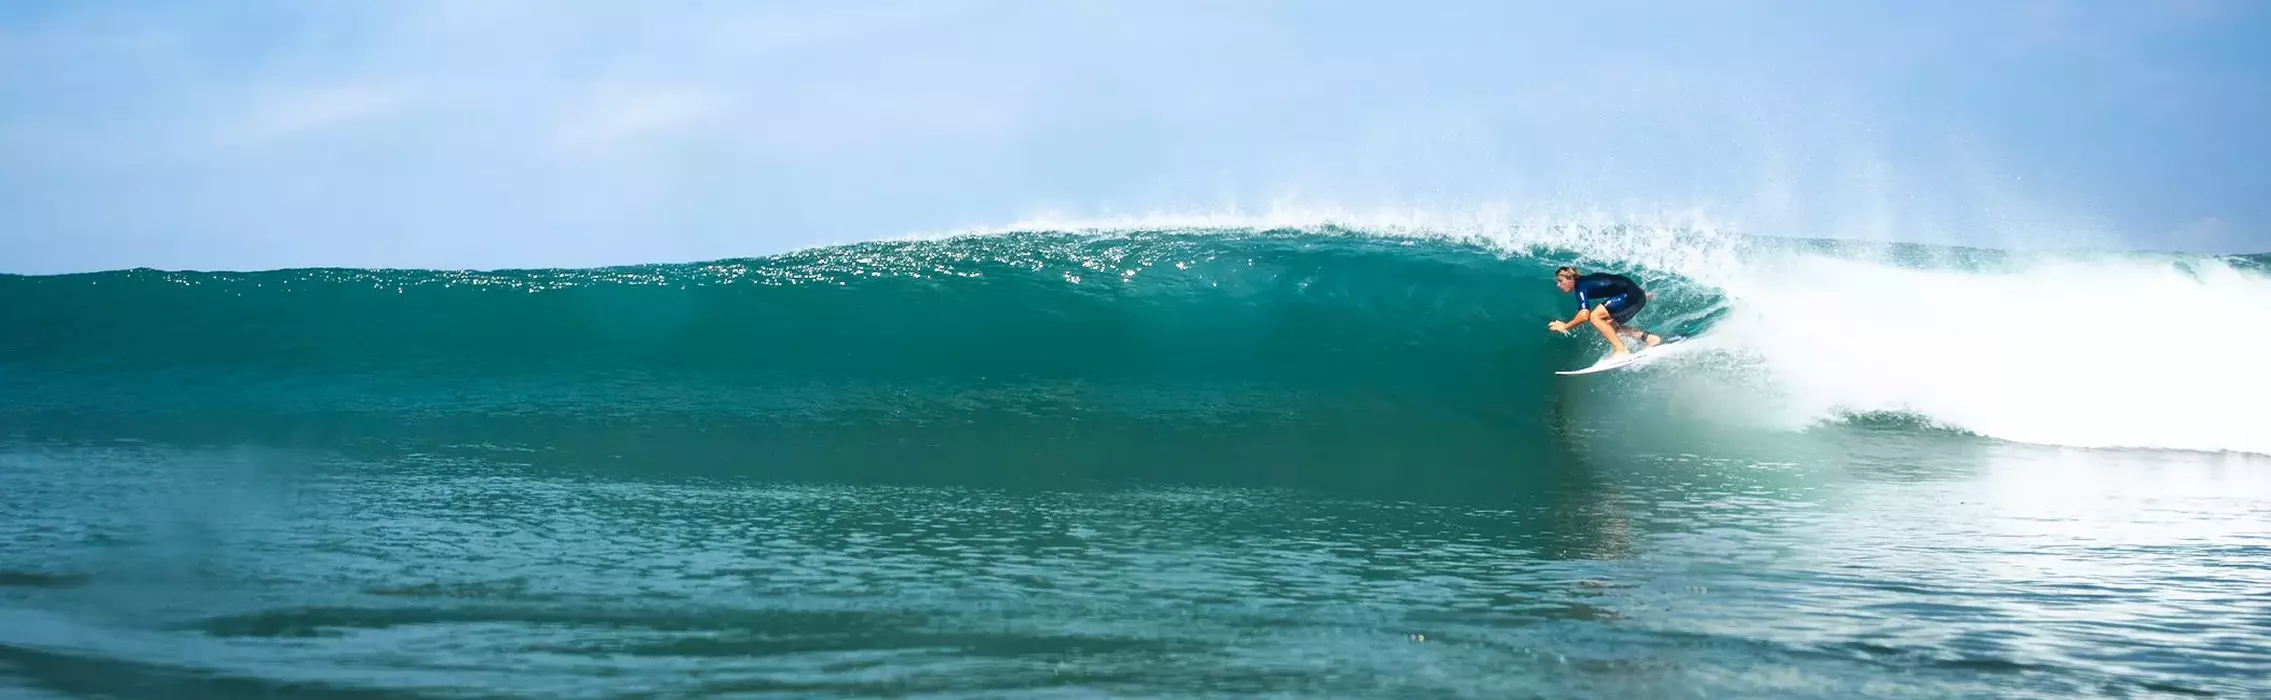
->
xmin=553 ymin=86 xmax=724 ymax=152
xmin=234 ymin=84 xmax=413 ymax=143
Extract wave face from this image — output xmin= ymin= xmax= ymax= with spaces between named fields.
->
xmin=0 ymin=230 xmax=1712 ymax=492
xmin=3 ymin=226 xmax=2267 ymax=465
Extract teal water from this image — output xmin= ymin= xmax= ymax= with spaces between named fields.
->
xmin=3 ymin=228 xmax=2268 ymax=698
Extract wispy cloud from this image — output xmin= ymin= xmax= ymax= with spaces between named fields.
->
xmin=231 ymin=83 xmax=413 ymax=144
xmin=554 ymin=85 xmax=722 ymax=153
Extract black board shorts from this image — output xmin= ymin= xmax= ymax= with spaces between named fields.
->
xmin=1598 ymin=293 xmax=1644 ymax=325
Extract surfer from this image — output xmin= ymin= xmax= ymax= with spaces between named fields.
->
xmin=1549 ymin=266 xmax=1661 ymax=358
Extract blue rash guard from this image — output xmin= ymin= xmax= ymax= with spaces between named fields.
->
xmin=1573 ymin=272 xmax=1646 ymax=325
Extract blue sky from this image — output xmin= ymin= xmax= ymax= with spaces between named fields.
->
xmin=2 ymin=0 xmax=2266 ymax=273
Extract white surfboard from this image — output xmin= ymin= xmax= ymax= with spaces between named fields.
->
xmin=1555 ymin=335 xmax=1692 ymax=376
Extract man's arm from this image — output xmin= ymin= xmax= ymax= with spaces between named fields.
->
xmin=1552 ymin=286 xmax=1594 ymax=332
xmin=1549 ymin=306 xmax=1592 ymax=333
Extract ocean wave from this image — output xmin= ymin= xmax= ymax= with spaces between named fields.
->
xmin=4 ymin=225 xmax=2265 ymax=456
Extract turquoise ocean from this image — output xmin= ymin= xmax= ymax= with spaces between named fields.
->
xmin=3 ymin=224 xmax=2268 ymax=698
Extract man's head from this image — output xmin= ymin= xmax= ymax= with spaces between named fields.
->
xmin=1554 ymin=266 xmax=1578 ymax=292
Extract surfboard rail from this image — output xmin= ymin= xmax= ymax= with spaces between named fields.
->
xmin=1555 ymin=335 xmax=1692 ymax=375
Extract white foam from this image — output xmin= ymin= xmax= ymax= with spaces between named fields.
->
xmin=1699 ymin=251 xmax=2271 ymax=454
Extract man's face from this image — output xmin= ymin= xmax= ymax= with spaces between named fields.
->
xmin=1556 ymin=275 xmax=1574 ymax=292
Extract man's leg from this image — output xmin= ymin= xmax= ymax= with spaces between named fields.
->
xmin=1608 ymin=296 xmax=1660 ymax=348
xmin=1620 ymin=325 xmax=1662 ymax=347
xmin=1587 ymin=303 xmax=1632 ymax=356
